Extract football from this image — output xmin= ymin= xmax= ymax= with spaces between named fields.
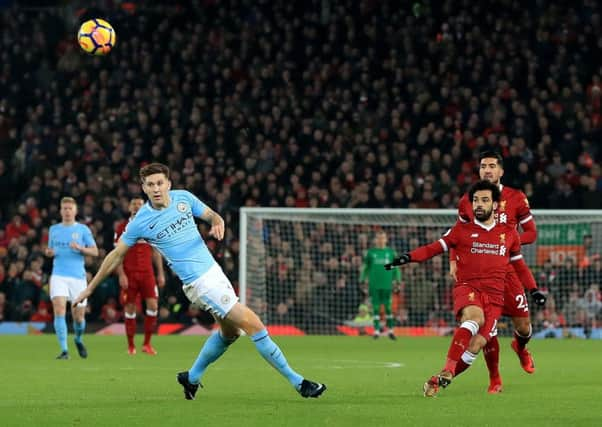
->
xmin=77 ymin=19 xmax=116 ymax=56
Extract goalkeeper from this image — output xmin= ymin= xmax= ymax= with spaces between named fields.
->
xmin=360 ymin=231 xmax=401 ymax=339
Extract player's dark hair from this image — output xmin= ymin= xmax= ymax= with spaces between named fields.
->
xmin=468 ymin=180 xmax=501 ymax=202
xmin=479 ymin=150 xmax=504 ymax=168
xmin=139 ymin=163 xmax=170 ymax=182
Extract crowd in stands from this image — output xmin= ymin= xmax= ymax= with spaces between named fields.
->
xmin=0 ymin=0 xmax=601 ymax=331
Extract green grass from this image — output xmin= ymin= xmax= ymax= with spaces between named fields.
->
xmin=0 ymin=335 xmax=600 ymax=426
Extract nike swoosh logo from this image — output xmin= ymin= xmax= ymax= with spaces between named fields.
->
xmin=149 ymin=222 xmax=158 ymax=230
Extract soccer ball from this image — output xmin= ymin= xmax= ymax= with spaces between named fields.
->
xmin=77 ymin=19 xmax=116 ymax=56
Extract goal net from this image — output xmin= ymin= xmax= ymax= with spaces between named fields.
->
xmin=239 ymin=208 xmax=602 ymax=337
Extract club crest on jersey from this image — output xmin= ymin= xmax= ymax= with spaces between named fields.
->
xmin=499 ymin=233 xmax=505 ymax=244
xmin=177 ymin=202 xmax=188 ymax=213
xmin=468 ymin=292 xmax=475 ymax=301
xmin=499 ymin=200 xmax=506 ymax=211
xmin=71 ymin=232 xmax=80 ymax=240
xmin=524 ymin=198 xmax=530 ymax=207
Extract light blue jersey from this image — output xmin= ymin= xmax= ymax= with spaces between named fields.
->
xmin=120 ymin=190 xmax=215 ymax=284
xmin=48 ymin=222 xmax=96 ymax=279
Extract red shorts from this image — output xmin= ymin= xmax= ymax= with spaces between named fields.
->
xmin=122 ymin=270 xmax=158 ymax=304
xmin=453 ymin=285 xmax=503 ymax=341
xmin=502 ymin=269 xmax=530 ymax=318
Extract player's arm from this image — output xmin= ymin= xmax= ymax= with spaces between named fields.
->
xmin=508 ymin=231 xmax=546 ymax=306
xmin=385 ymin=238 xmax=448 ymax=269
xmin=449 ymin=196 xmax=470 ymax=279
xmin=71 ymin=226 xmax=99 ymax=256
xmin=386 ymin=225 xmax=459 ymax=269
xmin=44 ymin=228 xmax=55 ymax=257
xmin=152 ymin=248 xmax=166 ymax=288
xmin=73 ymin=240 xmax=129 ymax=306
xmin=113 ymin=228 xmax=128 ymax=289
xmin=73 ymin=244 xmax=99 ymax=257
xmin=199 ymin=206 xmax=225 ymax=241
xmin=516 ymin=192 xmax=537 ymax=244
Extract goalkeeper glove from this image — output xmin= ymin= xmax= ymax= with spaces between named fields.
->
xmin=384 ymin=253 xmax=411 ymax=270
xmin=530 ymin=289 xmax=547 ymax=307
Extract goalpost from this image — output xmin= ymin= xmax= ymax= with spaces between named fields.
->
xmin=239 ymin=208 xmax=602 ymax=336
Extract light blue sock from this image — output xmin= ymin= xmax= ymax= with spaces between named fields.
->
xmin=54 ymin=315 xmax=68 ymax=352
xmin=73 ymin=319 xmax=86 ymax=344
xmin=189 ymin=331 xmax=236 ymax=384
xmin=251 ymin=329 xmax=303 ymax=389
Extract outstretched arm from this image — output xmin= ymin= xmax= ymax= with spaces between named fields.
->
xmin=73 ymin=240 xmax=130 ymax=305
xmin=385 ymin=240 xmax=446 ymax=269
xmin=199 ymin=206 xmax=225 ymax=241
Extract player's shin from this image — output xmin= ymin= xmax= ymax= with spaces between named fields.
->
xmin=513 ymin=324 xmax=532 ymax=350
xmin=251 ymin=329 xmax=304 ymax=389
xmin=73 ymin=318 xmax=86 ymax=344
xmin=54 ymin=315 xmax=68 ymax=352
xmin=443 ymin=320 xmax=479 ymax=374
xmin=143 ymin=309 xmax=157 ymax=345
xmin=124 ymin=312 xmax=136 ymax=347
xmin=483 ymin=335 xmax=500 ymax=379
xmin=188 ymin=331 xmax=237 ymax=384
xmin=454 ymin=351 xmax=478 ymax=376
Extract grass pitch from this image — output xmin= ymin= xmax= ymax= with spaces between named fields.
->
xmin=0 ymin=335 xmax=599 ymax=426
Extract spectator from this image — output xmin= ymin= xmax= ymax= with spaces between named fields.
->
xmin=0 ymin=1 xmax=601 ymax=326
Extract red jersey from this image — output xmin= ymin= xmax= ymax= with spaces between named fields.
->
xmin=114 ymin=219 xmax=154 ymax=273
xmin=410 ymin=220 xmax=524 ymax=306
xmin=457 ymin=185 xmax=536 ymax=244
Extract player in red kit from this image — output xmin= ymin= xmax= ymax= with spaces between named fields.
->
xmin=385 ymin=180 xmax=538 ymax=397
xmin=115 ymin=196 xmax=166 ymax=355
xmin=449 ymin=151 xmax=547 ymax=393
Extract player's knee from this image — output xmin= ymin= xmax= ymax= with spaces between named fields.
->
xmin=146 ymin=299 xmax=158 ymax=311
xmin=513 ymin=317 xmax=531 ymax=335
xmin=460 ymin=312 xmax=484 ymax=328
xmin=241 ymin=308 xmax=265 ymax=335
xmin=470 ymin=335 xmax=487 ymax=353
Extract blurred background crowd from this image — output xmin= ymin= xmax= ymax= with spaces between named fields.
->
xmin=0 ymin=0 xmax=601 ymax=332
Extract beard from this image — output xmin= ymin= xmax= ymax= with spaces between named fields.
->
xmin=474 ymin=206 xmax=493 ymax=222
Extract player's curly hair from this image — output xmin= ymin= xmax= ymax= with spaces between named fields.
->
xmin=468 ymin=180 xmax=501 ymax=202
xmin=139 ymin=163 xmax=170 ymax=182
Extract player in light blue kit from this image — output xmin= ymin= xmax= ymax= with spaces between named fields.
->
xmin=74 ymin=163 xmax=326 ymax=400
xmin=44 ymin=197 xmax=99 ymax=359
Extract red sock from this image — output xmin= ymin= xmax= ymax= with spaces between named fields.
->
xmin=483 ymin=336 xmax=500 ymax=379
xmin=454 ymin=359 xmax=470 ymax=376
xmin=144 ymin=310 xmax=157 ymax=345
xmin=443 ymin=327 xmax=473 ymax=374
xmin=125 ymin=317 xmax=136 ymax=347
xmin=514 ymin=328 xmax=531 ymax=351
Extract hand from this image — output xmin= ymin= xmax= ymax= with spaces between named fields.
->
xmin=449 ymin=261 xmax=457 ymax=281
xmin=157 ymin=272 xmax=166 ymax=288
xmin=73 ymin=287 xmax=92 ymax=307
xmin=118 ymin=274 xmax=128 ymax=290
xmin=384 ymin=253 xmax=411 ymax=270
xmin=44 ymin=247 xmax=55 ymax=257
xmin=209 ymin=220 xmax=225 ymax=241
xmin=530 ymin=289 xmax=547 ymax=307
xmin=70 ymin=241 xmax=82 ymax=252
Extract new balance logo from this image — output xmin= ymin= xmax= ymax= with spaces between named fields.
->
xmin=471 ymin=233 xmax=479 ymax=238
